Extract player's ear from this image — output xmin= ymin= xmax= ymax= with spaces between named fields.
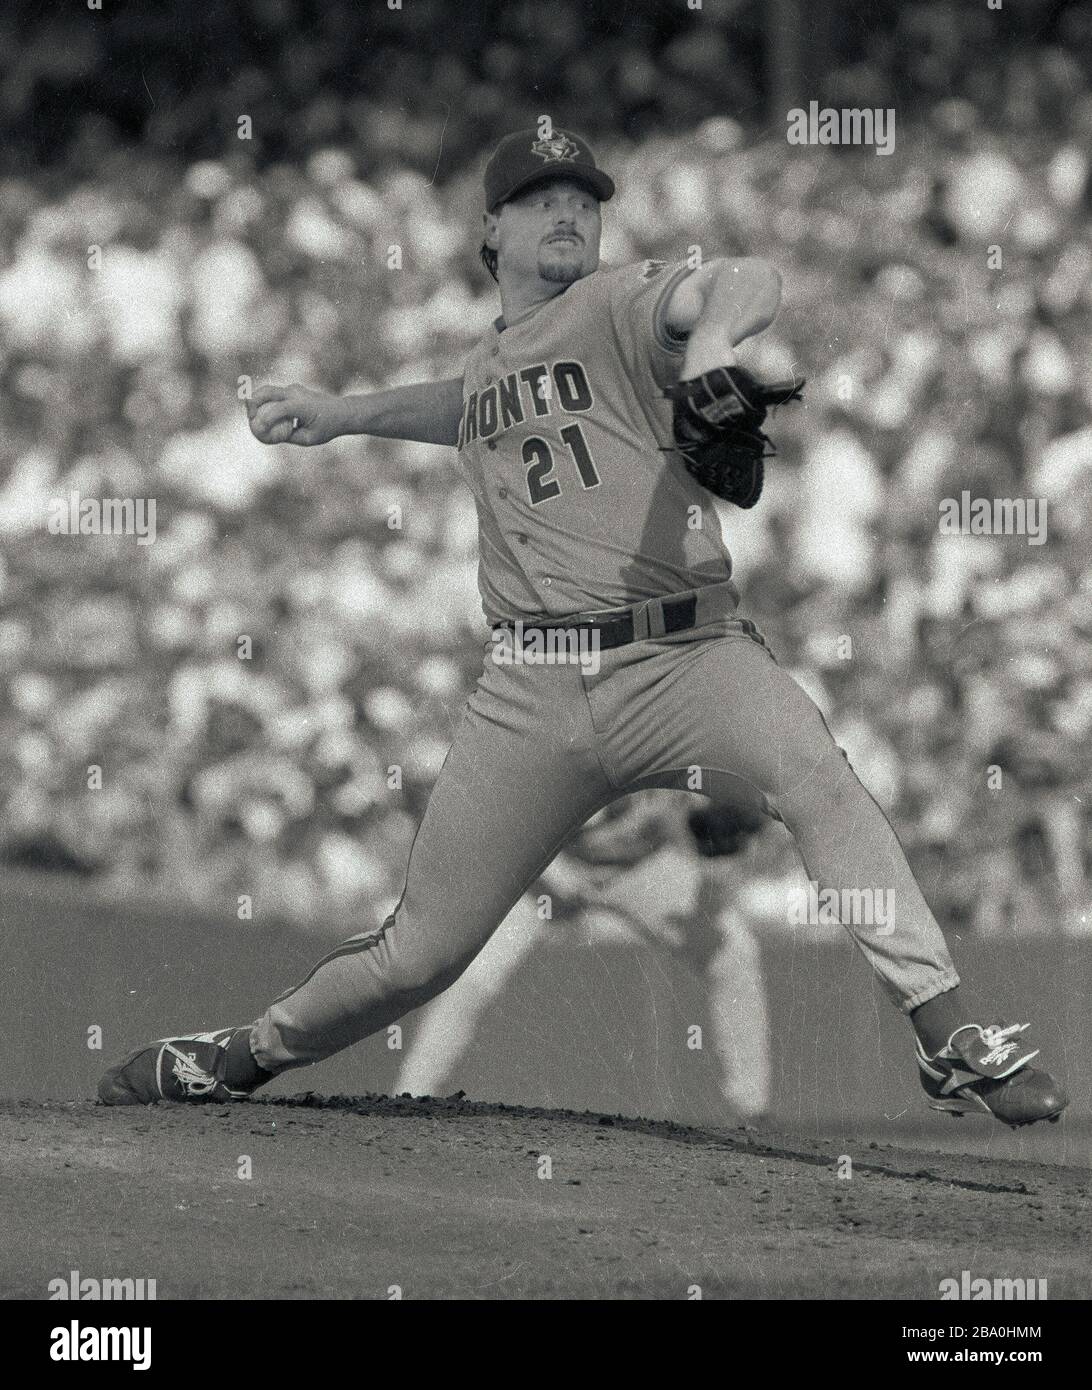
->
xmin=482 ymin=209 xmax=500 ymax=252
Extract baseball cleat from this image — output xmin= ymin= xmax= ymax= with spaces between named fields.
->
xmin=98 ymin=1028 xmax=258 ymax=1106
xmin=915 ymin=1022 xmax=1068 ymax=1128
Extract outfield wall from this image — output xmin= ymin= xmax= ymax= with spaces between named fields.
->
xmin=3 ymin=873 xmax=1088 ymax=1137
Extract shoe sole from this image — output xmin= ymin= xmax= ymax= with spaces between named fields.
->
xmin=927 ymin=1097 xmax=1066 ymax=1128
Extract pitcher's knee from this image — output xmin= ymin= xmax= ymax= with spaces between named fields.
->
xmin=383 ymin=945 xmax=467 ymax=1010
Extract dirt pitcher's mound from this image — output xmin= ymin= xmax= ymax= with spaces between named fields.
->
xmin=1 ymin=1095 xmax=1088 ymax=1300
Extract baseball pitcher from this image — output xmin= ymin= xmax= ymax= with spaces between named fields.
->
xmin=100 ymin=129 xmax=1066 ymax=1128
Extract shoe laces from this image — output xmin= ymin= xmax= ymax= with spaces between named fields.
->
xmin=165 ymin=1043 xmax=220 ymax=1097
xmin=977 ymin=1022 xmax=1031 ymax=1068
xmin=980 ymin=1022 xmax=1027 ymax=1049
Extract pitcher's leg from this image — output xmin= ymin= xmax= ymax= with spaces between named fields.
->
xmin=609 ymin=623 xmax=1066 ymax=1127
xmin=99 ymin=659 xmax=613 ymax=1105
xmin=625 ymin=630 xmax=958 ymax=1014
xmin=251 ymin=695 xmax=610 ymax=1074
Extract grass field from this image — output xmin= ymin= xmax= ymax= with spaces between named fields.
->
xmin=2 ymin=1093 xmax=1089 ymax=1300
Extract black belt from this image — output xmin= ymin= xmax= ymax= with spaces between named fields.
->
xmin=494 ymin=593 xmax=698 ymax=652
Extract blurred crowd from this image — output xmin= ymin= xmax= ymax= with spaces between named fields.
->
xmin=0 ymin=0 xmax=1090 ymax=935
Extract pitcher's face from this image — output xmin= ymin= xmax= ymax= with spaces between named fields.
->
xmin=488 ymin=178 xmax=602 ymax=286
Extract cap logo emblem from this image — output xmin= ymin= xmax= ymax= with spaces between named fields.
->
xmin=530 ymin=132 xmax=580 ymax=162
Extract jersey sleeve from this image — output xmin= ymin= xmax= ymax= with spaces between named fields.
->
xmin=607 ymin=259 xmax=696 ymax=391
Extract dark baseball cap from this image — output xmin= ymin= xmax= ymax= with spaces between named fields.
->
xmin=484 ymin=128 xmax=615 ymax=212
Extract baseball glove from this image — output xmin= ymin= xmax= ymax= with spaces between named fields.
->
xmin=665 ymin=365 xmax=806 ymax=508
xmin=687 ymin=803 xmax=767 ymax=858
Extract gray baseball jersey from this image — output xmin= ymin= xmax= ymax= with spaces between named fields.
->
xmin=456 ymin=260 xmax=737 ymax=623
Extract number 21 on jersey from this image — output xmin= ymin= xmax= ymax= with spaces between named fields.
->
xmin=524 ymin=424 xmax=600 ymax=505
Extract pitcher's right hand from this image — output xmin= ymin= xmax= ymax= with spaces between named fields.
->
xmin=246 ymin=383 xmax=347 ymax=446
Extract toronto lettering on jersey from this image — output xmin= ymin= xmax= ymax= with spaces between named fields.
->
xmin=458 ymin=360 xmax=594 ymax=450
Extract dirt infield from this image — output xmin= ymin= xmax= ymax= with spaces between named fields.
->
xmin=1 ymin=1095 xmax=1089 ymax=1300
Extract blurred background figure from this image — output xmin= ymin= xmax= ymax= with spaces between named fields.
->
xmin=398 ymin=797 xmax=775 ymax=1122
